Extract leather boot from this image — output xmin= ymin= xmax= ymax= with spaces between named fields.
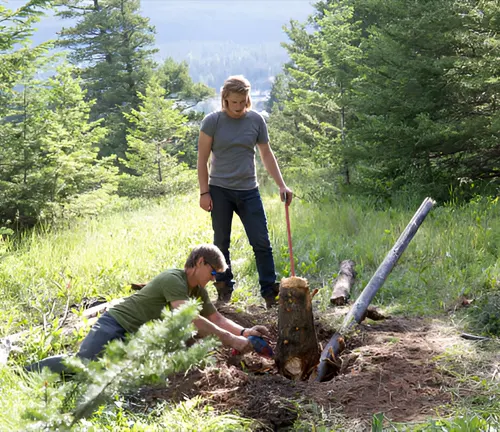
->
xmin=264 ymin=282 xmax=280 ymax=309
xmin=214 ymin=281 xmax=232 ymax=303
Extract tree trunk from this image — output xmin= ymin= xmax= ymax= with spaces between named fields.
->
xmin=330 ymin=260 xmax=356 ymax=306
xmin=276 ymin=276 xmax=320 ymax=380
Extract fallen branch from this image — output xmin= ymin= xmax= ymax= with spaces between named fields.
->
xmin=55 ymin=296 xmax=72 ymax=332
xmin=316 ymin=197 xmax=436 ymax=382
xmin=0 ymin=298 xmax=124 ymax=346
xmin=460 ymin=333 xmax=490 ymax=341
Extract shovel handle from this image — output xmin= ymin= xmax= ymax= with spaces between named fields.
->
xmin=284 ymin=200 xmax=295 ymax=277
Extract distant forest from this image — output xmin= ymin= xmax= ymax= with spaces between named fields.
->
xmin=161 ymin=41 xmax=289 ymax=92
xmin=25 ymin=0 xmax=314 ymax=91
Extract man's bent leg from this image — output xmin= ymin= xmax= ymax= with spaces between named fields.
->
xmin=77 ymin=312 xmax=127 ymax=360
xmin=26 ymin=312 xmax=126 ymax=374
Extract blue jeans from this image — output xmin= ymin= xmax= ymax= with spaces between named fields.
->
xmin=210 ymin=185 xmax=276 ymax=298
xmin=25 ymin=312 xmax=127 ymax=374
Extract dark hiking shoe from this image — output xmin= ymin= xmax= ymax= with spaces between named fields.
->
xmin=264 ymin=282 xmax=281 ymax=309
xmin=272 ymin=282 xmax=280 ymax=296
xmin=264 ymin=295 xmax=278 ymax=309
xmin=214 ymin=281 xmax=233 ymax=303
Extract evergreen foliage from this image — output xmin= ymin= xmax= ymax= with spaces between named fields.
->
xmin=0 ymin=0 xmax=52 ymax=99
xmin=56 ymin=0 xmax=158 ymax=158
xmin=286 ymin=3 xmax=362 ymax=175
xmin=347 ymin=0 xmax=499 ymax=200
xmin=0 ymin=1 xmax=52 ymax=228
xmin=0 ymin=64 xmax=118 ymax=227
xmin=156 ymin=57 xmax=215 ymax=107
xmin=18 ymin=301 xmax=216 ymax=430
xmin=270 ymin=0 xmax=500 ymax=202
xmin=119 ymin=77 xmax=194 ymax=197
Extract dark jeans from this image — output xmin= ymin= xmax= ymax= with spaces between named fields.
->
xmin=25 ymin=312 xmax=127 ymax=374
xmin=210 ymin=185 xmax=276 ymax=298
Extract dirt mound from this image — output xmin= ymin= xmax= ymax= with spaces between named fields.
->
xmin=309 ymin=318 xmax=453 ymax=422
xmin=138 ymin=308 xmax=459 ymax=430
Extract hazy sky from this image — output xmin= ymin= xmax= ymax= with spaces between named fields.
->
xmin=10 ymin=0 xmax=314 ymax=58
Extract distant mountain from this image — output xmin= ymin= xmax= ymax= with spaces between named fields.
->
xmin=17 ymin=0 xmax=314 ymax=91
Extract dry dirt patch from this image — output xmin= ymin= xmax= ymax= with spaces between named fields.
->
xmin=139 ymin=306 xmax=469 ymax=430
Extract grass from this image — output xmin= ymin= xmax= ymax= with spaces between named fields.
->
xmin=86 ymin=396 xmax=259 ymax=431
xmin=2 ymin=190 xmax=499 ymax=326
xmin=0 ymin=188 xmax=499 ymax=430
xmin=0 ymin=367 xmax=259 ymax=431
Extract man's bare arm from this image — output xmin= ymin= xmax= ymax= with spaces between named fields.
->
xmin=208 ymin=311 xmax=271 ymax=339
xmin=170 ymin=300 xmax=249 ymax=352
xmin=197 ymin=131 xmax=213 ymax=211
xmin=258 ymin=142 xmax=293 ymax=205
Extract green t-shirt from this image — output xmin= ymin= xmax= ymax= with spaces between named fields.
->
xmin=108 ymin=269 xmax=216 ymax=333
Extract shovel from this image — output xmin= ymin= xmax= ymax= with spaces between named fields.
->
xmin=283 ymin=192 xmax=295 ymax=276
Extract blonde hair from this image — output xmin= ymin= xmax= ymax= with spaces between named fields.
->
xmin=184 ymin=244 xmax=228 ymax=272
xmin=220 ymin=75 xmax=252 ymax=110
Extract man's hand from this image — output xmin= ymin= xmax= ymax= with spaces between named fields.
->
xmin=280 ymin=187 xmax=293 ymax=206
xmin=199 ymin=193 xmax=212 ymax=212
xmin=245 ymin=325 xmax=271 ymax=340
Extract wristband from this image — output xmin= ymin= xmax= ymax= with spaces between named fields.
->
xmin=200 ymin=192 xmax=210 ymax=196
xmin=240 ymin=328 xmax=246 ymax=336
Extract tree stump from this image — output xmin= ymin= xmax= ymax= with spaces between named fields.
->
xmin=330 ymin=259 xmax=356 ymax=306
xmin=276 ymin=276 xmax=320 ymax=380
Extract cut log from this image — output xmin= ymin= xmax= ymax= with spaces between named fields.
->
xmin=276 ymin=276 xmax=320 ymax=380
xmin=330 ymin=260 xmax=356 ymax=306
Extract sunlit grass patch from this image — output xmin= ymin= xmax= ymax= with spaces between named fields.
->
xmin=1 ymin=189 xmax=500 ymax=430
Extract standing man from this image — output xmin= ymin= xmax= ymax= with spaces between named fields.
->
xmin=197 ymin=75 xmax=293 ymax=308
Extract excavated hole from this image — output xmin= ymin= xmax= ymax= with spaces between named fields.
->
xmin=132 ymin=305 xmax=459 ymax=430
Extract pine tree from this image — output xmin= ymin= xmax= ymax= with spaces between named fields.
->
xmin=273 ymin=0 xmax=500 ymax=200
xmin=56 ymin=0 xmax=158 ymax=158
xmin=0 ymin=56 xmax=53 ymax=227
xmin=0 ymin=0 xmax=51 ymax=102
xmin=0 ymin=63 xmax=117 ymax=227
xmin=274 ymin=2 xmax=364 ymax=183
xmin=120 ymin=77 xmax=191 ymax=197
xmin=41 ymin=65 xmax=118 ymax=218
xmin=156 ymin=57 xmax=215 ymax=108
xmin=0 ymin=0 xmax=53 ymax=227
xmin=348 ymin=0 xmax=500 ymax=200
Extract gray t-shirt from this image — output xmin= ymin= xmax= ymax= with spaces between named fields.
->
xmin=200 ymin=110 xmax=269 ymax=190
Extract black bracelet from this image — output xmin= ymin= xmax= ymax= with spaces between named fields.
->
xmin=200 ymin=191 xmax=210 ymax=196
xmin=240 ymin=328 xmax=246 ymax=336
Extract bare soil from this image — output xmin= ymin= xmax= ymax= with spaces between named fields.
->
xmin=136 ymin=304 xmax=473 ymax=431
